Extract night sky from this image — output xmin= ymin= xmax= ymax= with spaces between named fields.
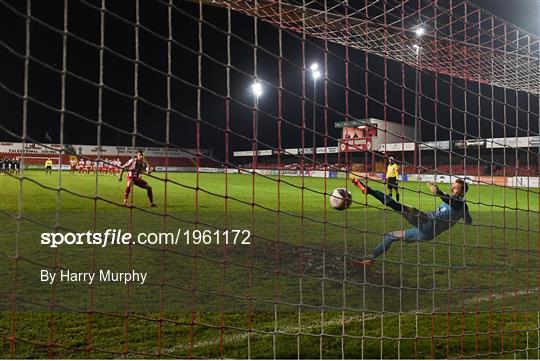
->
xmin=1 ymin=0 xmax=539 ymax=160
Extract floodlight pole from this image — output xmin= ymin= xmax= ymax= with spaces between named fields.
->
xmin=312 ymin=76 xmax=317 ymax=167
xmin=255 ymin=95 xmax=259 ymax=167
xmin=252 ymin=81 xmax=262 ymax=168
xmin=413 ymin=28 xmax=424 ymax=174
xmin=309 ymin=63 xmax=320 ymax=168
xmin=414 ymin=52 xmax=419 ymax=173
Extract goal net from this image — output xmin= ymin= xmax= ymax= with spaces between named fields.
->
xmin=0 ymin=0 xmax=538 ymax=359
xmin=15 ymin=156 xmax=62 ymax=170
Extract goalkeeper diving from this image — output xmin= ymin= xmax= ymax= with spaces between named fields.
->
xmin=350 ymin=176 xmax=472 ymax=266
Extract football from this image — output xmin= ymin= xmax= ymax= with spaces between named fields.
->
xmin=329 ymin=188 xmax=352 ymax=210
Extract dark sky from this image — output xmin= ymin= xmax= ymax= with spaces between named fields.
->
xmin=1 ymin=0 xmax=539 ymax=160
xmin=472 ymin=0 xmax=540 ymax=35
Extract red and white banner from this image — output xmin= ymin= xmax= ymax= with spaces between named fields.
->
xmin=339 ymin=137 xmax=372 ymax=152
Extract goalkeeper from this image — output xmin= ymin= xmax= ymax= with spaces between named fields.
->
xmin=350 ymin=177 xmax=472 ymax=266
xmin=44 ymin=158 xmax=53 ymax=175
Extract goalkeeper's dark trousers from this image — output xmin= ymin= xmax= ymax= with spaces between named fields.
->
xmin=366 ymin=188 xmax=432 ymax=259
xmin=367 ymin=188 xmax=428 ymax=227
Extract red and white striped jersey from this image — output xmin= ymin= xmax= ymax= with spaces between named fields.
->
xmin=124 ymin=158 xmax=148 ymax=179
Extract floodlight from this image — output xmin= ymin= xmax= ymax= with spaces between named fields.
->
xmin=414 ymin=26 xmax=426 ymax=37
xmin=252 ymin=82 xmax=262 ymax=97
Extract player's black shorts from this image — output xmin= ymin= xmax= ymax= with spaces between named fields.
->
xmin=387 ymin=176 xmax=398 ymax=190
xmin=46 ymin=166 xmax=52 ymax=171
xmin=128 ymin=176 xmax=149 ymax=189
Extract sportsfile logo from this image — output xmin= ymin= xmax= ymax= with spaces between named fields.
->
xmin=40 ymin=229 xmax=251 ymax=248
xmin=41 ymin=229 xmax=145 ymax=248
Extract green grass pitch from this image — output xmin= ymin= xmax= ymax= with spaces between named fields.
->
xmin=0 ymin=170 xmax=538 ymax=358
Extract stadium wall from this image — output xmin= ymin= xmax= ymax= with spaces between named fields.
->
xmin=0 ymin=142 xmax=207 ymax=158
xmin=0 ymin=142 xmax=220 ymax=168
xmin=178 ymin=168 xmax=539 ymax=187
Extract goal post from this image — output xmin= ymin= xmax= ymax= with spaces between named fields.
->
xmin=15 ymin=156 xmax=62 ymax=170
